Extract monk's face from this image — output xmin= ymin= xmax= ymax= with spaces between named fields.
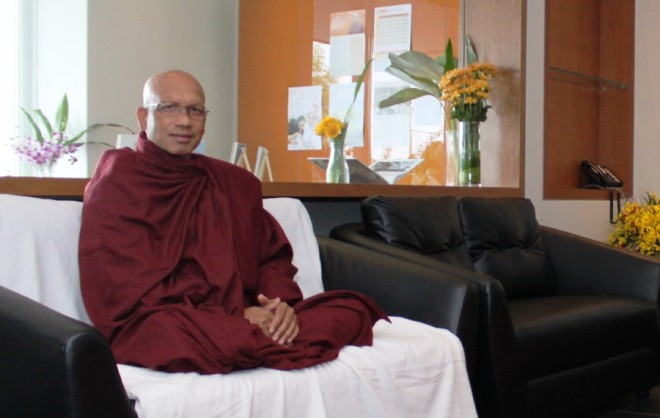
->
xmin=137 ymin=71 xmax=207 ymax=157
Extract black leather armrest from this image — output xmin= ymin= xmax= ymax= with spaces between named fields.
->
xmin=317 ymin=235 xmax=479 ymax=377
xmin=541 ymin=226 xmax=660 ymax=302
xmin=0 ymin=286 xmax=136 ymax=418
xmin=330 ymin=223 xmax=503 ymax=297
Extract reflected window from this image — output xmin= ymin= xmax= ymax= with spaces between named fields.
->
xmin=0 ymin=0 xmax=19 ymax=176
xmin=310 ymin=1 xmax=457 ymax=185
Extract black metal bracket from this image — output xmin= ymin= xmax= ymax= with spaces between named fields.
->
xmin=609 ymin=189 xmax=623 ymax=224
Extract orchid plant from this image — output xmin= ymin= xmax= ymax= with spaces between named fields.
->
xmin=14 ymin=94 xmax=132 ymax=169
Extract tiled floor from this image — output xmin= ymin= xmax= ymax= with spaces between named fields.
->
xmin=583 ymin=386 xmax=660 ymax=417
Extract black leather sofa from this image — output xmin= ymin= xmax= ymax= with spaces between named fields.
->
xmin=0 ymin=235 xmax=478 ymax=418
xmin=330 ymin=195 xmax=660 ymax=418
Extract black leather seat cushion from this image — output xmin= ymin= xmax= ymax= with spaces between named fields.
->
xmin=459 ymin=197 xmax=556 ymax=300
xmin=509 ymin=295 xmax=659 ymax=380
xmin=362 ymin=195 xmax=473 ymax=269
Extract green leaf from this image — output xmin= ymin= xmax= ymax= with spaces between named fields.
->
xmin=33 ymin=109 xmax=53 ymax=139
xmin=352 ymin=58 xmax=371 ymax=102
xmin=102 ymin=123 xmax=135 ymax=133
xmin=384 ymin=66 xmax=425 ymax=87
xmin=379 ymin=48 xmax=451 ymax=109
xmin=378 ymin=88 xmax=430 ymax=108
xmin=63 ymin=123 xmax=136 ymax=146
xmin=64 ymin=128 xmax=90 ymax=145
xmin=344 ymin=58 xmax=372 ymax=124
xmin=20 ymin=108 xmax=45 ymax=144
xmin=466 ymin=35 xmax=479 ymax=64
xmin=20 ymin=93 xmax=136 ymax=148
xmin=388 ymin=51 xmax=444 ymax=82
xmin=385 ymin=67 xmax=441 ymax=97
xmin=54 ymin=94 xmax=69 ymax=132
xmin=443 ymin=38 xmax=456 ymax=73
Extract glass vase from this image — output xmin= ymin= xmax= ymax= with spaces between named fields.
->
xmin=326 ymin=136 xmax=349 ymax=184
xmin=35 ymin=163 xmax=54 ymax=178
xmin=458 ymin=121 xmax=481 ymax=186
xmin=444 ymin=125 xmax=459 ymax=186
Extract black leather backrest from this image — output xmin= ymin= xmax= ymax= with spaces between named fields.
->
xmin=361 ymin=195 xmax=474 ymax=269
xmin=459 ymin=197 xmax=555 ymax=299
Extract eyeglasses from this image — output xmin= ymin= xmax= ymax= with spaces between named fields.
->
xmin=144 ymin=103 xmax=209 ymax=120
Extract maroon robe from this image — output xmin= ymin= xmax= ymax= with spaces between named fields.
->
xmin=79 ymin=133 xmax=387 ymax=374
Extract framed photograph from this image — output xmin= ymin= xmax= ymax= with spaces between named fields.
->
xmin=254 ymin=146 xmax=273 ymax=181
xmin=229 ymin=142 xmax=247 ymax=164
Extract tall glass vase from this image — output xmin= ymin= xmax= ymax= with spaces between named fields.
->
xmin=444 ymin=118 xmax=459 ymax=186
xmin=458 ymin=121 xmax=481 ymax=186
xmin=326 ymin=134 xmax=349 ymax=184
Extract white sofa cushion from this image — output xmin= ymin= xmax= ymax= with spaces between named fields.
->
xmin=0 ymin=194 xmax=90 ymax=323
xmin=0 ymin=194 xmax=323 ymax=323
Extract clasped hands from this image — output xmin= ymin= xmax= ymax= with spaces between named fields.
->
xmin=244 ymin=294 xmax=299 ymax=345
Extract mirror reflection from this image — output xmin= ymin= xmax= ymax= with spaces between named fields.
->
xmin=1 ymin=0 xmax=522 ymax=195
xmin=238 ymin=0 xmax=521 ymax=188
xmin=240 ymin=0 xmax=462 ymax=186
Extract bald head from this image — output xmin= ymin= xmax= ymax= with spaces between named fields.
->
xmin=143 ymin=70 xmax=206 ymax=106
xmin=137 ymin=69 xmax=207 ymax=157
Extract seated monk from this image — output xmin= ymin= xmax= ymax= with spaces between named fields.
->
xmin=78 ymin=69 xmax=388 ymax=374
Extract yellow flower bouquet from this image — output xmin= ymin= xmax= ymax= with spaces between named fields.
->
xmin=315 ymin=116 xmax=345 ymax=142
xmin=440 ymin=61 xmax=497 ymax=185
xmin=440 ymin=62 xmax=498 ymax=122
xmin=609 ymin=192 xmax=660 ymax=256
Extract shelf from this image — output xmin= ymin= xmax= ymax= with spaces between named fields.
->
xmin=544 ymin=187 xmax=626 ymax=201
xmin=0 ymin=177 xmax=524 ymax=200
xmin=544 ymin=1 xmax=634 ymax=201
xmin=548 ymin=66 xmax=629 ymax=91
xmin=0 ymin=177 xmax=89 ymax=199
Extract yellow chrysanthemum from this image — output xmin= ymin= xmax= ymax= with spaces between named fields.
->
xmin=324 ymin=123 xmax=341 ymax=139
xmin=439 ymin=61 xmax=498 ymax=122
xmin=609 ymin=192 xmax=660 ymax=256
xmin=314 ymin=116 xmax=345 ymax=140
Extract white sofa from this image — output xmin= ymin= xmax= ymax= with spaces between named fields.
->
xmin=0 ymin=194 xmax=478 ymax=418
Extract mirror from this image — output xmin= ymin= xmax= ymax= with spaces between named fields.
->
xmin=0 ymin=0 xmax=524 ymax=199
xmin=238 ymin=0 xmax=523 ymax=194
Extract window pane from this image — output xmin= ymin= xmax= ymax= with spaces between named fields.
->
xmin=0 ymin=0 xmax=18 ymax=176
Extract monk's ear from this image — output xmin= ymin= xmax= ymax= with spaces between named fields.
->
xmin=136 ymin=107 xmax=148 ymax=131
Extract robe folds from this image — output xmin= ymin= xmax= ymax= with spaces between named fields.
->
xmin=79 ymin=133 xmax=388 ymax=374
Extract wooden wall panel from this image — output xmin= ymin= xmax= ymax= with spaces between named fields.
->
xmin=544 ymin=0 xmax=634 ymax=199
xmin=238 ymin=0 xmax=314 ymax=182
xmin=465 ymin=0 xmax=523 ymax=188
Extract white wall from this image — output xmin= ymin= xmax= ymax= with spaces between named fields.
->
xmin=85 ymin=0 xmax=238 ymax=173
xmin=525 ymin=0 xmax=660 ymax=242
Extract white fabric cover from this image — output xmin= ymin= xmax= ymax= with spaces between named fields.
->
xmin=0 ymin=193 xmax=477 ymax=417
xmin=120 ymin=317 xmax=477 ymax=418
xmin=262 ymin=197 xmax=324 ymax=298
xmin=0 ymin=195 xmax=321 ymax=319
xmin=0 ymin=194 xmax=91 ymax=323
